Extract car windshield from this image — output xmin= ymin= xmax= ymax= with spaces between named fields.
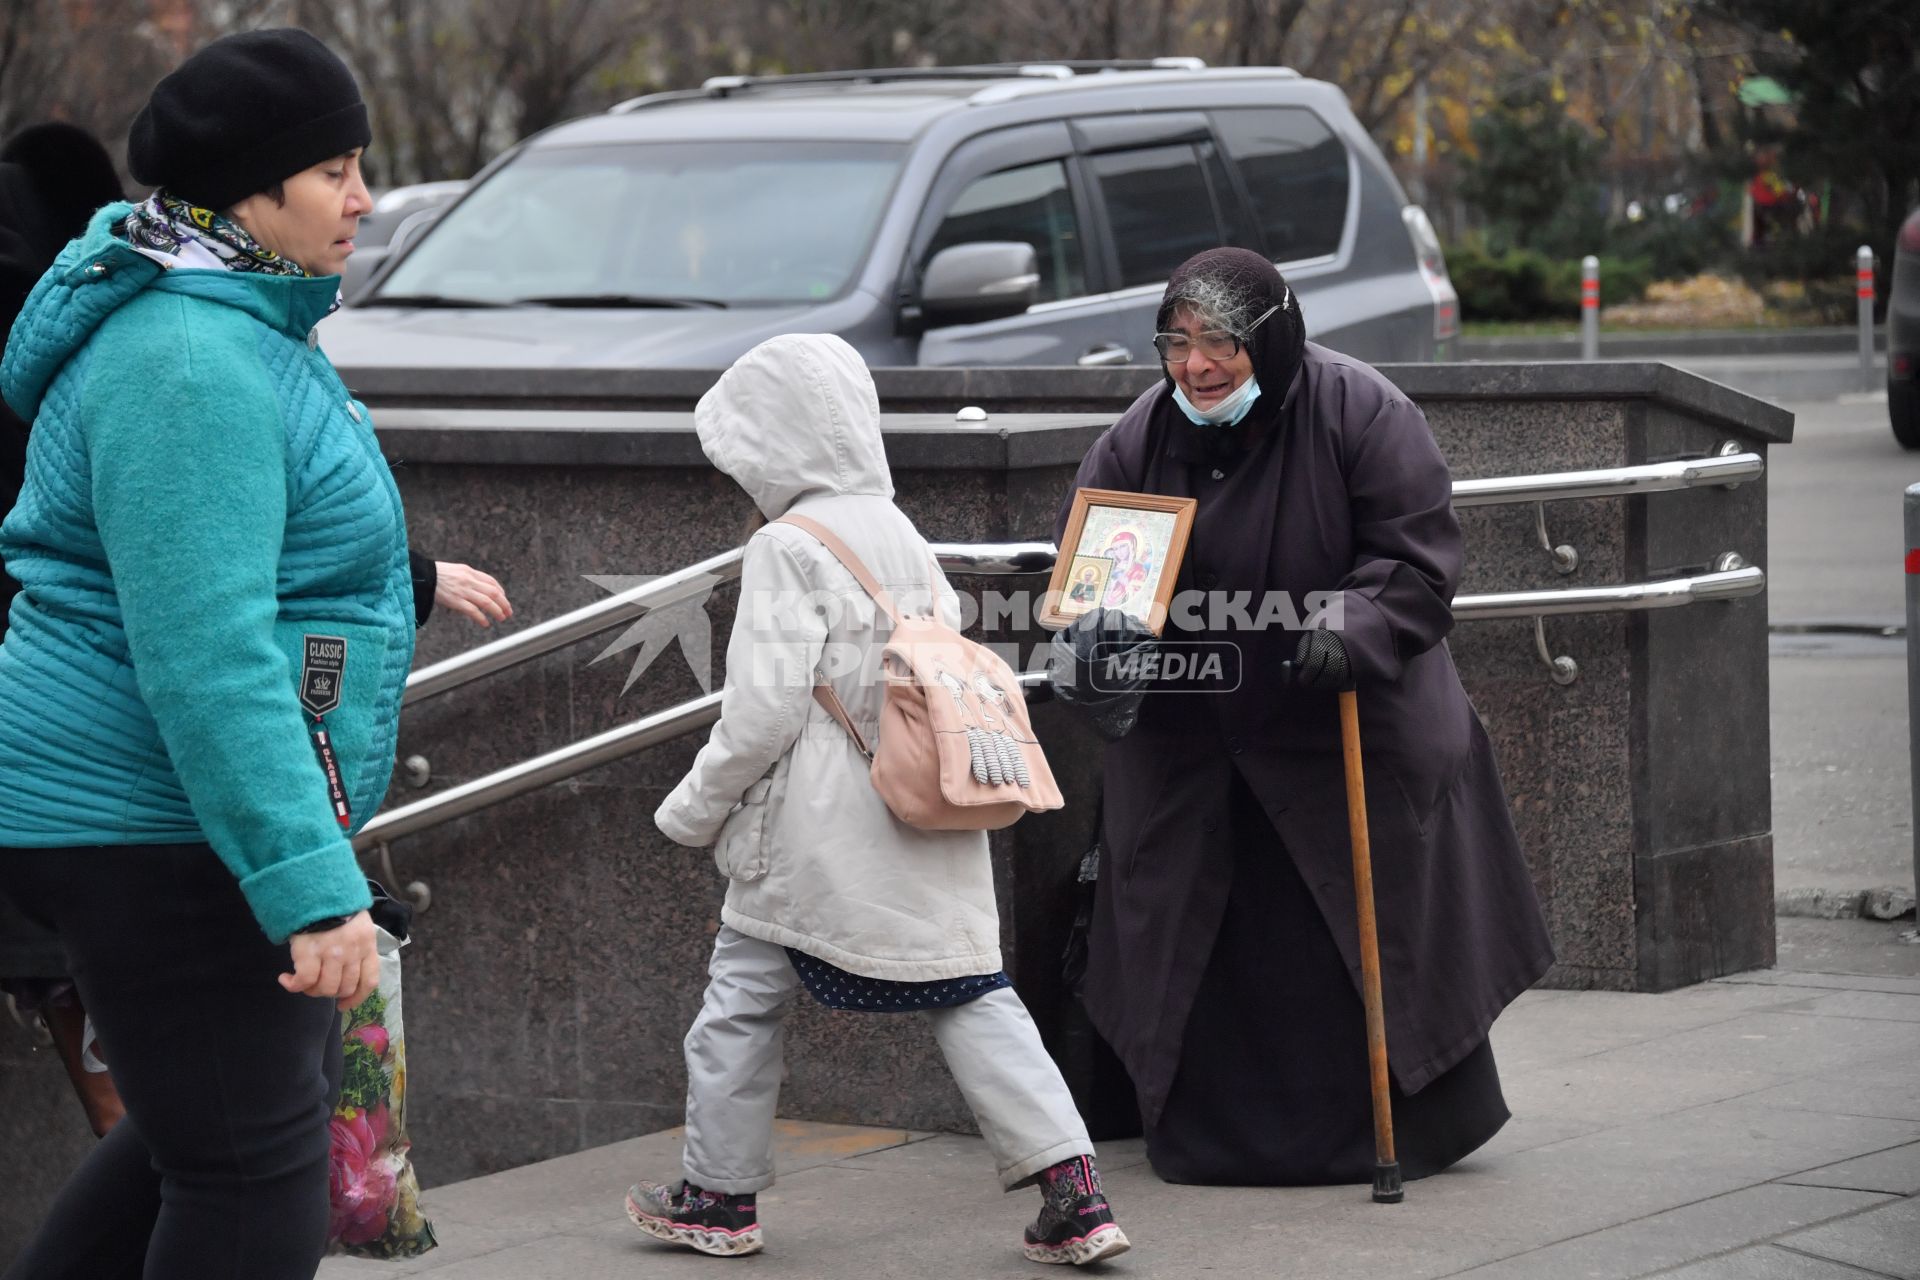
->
xmin=371 ymin=141 xmax=905 ymax=307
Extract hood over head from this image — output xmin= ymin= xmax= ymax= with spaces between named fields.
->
xmin=694 ymin=332 xmax=894 ymax=518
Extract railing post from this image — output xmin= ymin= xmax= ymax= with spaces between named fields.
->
xmin=1907 ymin=483 xmax=1920 ymax=925
xmin=1859 ymin=244 xmax=1877 ymax=392
xmin=1581 ymin=255 xmax=1600 ymax=361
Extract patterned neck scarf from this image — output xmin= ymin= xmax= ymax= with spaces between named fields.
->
xmin=121 ymin=193 xmax=308 ymax=278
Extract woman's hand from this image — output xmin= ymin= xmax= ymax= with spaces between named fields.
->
xmin=1284 ymin=629 xmax=1353 ymax=692
xmin=434 ymin=562 xmax=513 ymax=627
xmin=279 ymin=910 xmax=381 ymax=1010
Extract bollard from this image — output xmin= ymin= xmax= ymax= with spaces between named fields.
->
xmin=1859 ymin=245 xmax=1877 ymax=392
xmin=1909 ymin=484 xmax=1920 ymax=926
xmin=1581 ymin=255 xmax=1600 ymax=361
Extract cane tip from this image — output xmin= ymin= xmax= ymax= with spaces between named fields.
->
xmin=1373 ymin=1161 xmax=1404 ymax=1203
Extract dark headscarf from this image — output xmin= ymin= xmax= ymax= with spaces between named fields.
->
xmin=1154 ymin=248 xmax=1307 ymax=444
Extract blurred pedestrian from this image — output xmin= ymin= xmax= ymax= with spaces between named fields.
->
xmin=0 ymin=120 xmax=129 ymax=1141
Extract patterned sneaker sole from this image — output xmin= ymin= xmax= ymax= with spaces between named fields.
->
xmin=625 ymin=1196 xmax=764 ymax=1257
xmin=1023 ymin=1223 xmax=1131 ymax=1266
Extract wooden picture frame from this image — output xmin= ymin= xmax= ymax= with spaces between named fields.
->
xmin=1041 ymin=488 xmax=1198 ymax=636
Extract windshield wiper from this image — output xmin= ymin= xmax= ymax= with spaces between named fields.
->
xmin=358 ymin=293 xmax=516 ymax=309
xmin=513 ymin=293 xmax=728 ymax=310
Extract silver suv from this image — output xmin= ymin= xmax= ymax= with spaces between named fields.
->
xmin=321 ymin=59 xmax=1457 ymax=370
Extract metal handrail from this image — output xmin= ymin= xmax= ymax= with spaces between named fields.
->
xmin=366 ymin=563 xmax=1764 ymax=851
xmin=358 ymin=669 xmax=1048 ymax=851
xmin=402 ymin=451 xmax=1762 ymax=706
xmin=404 ymin=542 xmax=1052 ymax=706
xmin=356 ymin=693 xmax=720 ymax=850
xmin=1450 ymin=450 xmax=1761 ymax=507
xmin=1452 ymin=561 xmax=1765 ymax=620
xmin=405 ymin=550 xmax=742 ymax=706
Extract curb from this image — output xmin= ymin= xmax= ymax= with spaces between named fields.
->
xmin=1775 ymin=887 xmax=1917 ymax=921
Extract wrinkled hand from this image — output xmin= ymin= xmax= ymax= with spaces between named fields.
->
xmin=280 ymin=910 xmax=381 ymax=1011
xmin=1283 ymin=629 xmax=1353 ymax=692
xmin=434 ymin=562 xmax=513 ymax=627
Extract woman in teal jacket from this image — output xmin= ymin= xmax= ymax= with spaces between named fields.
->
xmin=0 ymin=30 xmax=411 ymax=1279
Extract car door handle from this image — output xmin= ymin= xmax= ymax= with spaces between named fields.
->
xmin=1077 ymin=344 xmax=1134 ymax=367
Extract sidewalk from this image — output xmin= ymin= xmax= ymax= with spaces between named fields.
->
xmin=323 ymin=918 xmax=1920 ymax=1280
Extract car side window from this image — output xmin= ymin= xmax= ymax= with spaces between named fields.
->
xmin=1087 ymin=144 xmax=1226 ymax=290
xmin=923 ymin=160 xmax=1087 ymax=304
xmin=1212 ymin=108 xmax=1350 ymax=263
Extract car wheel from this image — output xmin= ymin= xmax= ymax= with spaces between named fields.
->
xmin=1892 ymin=377 xmax=1920 ymax=450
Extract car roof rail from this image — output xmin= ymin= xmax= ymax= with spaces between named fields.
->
xmin=608 ymin=86 xmax=729 ymax=114
xmin=609 ymin=58 xmax=1241 ymax=114
xmin=967 ymin=61 xmax=1297 ymax=106
xmin=695 ymin=64 xmax=1075 ymax=96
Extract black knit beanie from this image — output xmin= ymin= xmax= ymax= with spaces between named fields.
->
xmin=128 ymin=28 xmax=370 ymax=212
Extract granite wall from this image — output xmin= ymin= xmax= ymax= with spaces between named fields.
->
xmin=0 ymin=363 xmax=1792 ymax=1255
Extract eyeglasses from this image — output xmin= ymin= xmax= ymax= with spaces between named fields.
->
xmin=1152 ymin=304 xmax=1278 ymax=364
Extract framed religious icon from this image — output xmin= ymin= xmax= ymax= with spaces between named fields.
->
xmin=1042 ymin=488 xmax=1197 ymax=635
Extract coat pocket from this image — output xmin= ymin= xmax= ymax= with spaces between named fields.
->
xmin=713 ymin=776 xmax=775 ymax=882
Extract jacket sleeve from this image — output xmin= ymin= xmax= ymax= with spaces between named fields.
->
xmin=409 ymin=549 xmax=436 ymax=626
xmin=85 ymin=304 xmax=372 ymax=943
xmin=656 ymin=531 xmax=829 ymax=848
xmin=1329 ymin=396 xmax=1462 ymax=685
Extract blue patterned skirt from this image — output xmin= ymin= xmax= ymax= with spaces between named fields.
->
xmin=786 ymin=948 xmax=1010 ymax=1012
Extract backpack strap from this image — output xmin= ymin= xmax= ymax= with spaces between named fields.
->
xmin=812 ymin=683 xmax=873 ymax=761
xmin=773 ymin=514 xmax=901 ymax=624
xmin=772 ymin=513 xmax=893 ymax=762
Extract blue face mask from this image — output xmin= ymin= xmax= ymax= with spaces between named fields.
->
xmin=1173 ymin=375 xmax=1262 ymax=427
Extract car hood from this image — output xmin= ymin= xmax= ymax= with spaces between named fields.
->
xmin=315 ymin=298 xmax=842 ymax=369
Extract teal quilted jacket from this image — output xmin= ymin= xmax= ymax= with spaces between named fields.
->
xmin=0 ymin=203 xmax=414 ymax=941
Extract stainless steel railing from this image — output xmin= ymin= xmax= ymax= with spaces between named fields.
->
xmin=361 ymin=447 xmax=1769 ymax=872
xmin=403 ymin=450 xmax=1762 ymax=707
xmin=1449 ymin=448 xmax=1760 ymax=507
xmin=362 ymin=561 xmax=1767 ymax=858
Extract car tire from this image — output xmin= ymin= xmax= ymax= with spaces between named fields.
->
xmin=1892 ymin=377 xmax=1920 ymax=450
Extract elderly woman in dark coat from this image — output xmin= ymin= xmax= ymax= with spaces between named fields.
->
xmin=1056 ymin=247 xmax=1554 ymax=1186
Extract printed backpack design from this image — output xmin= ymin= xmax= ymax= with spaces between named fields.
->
xmin=776 ymin=514 xmax=1063 ymax=831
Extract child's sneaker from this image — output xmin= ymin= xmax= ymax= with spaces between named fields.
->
xmin=1023 ymin=1155 xmax=1130 ymax=1266
xmin=625 ymin=1179 xmax=763 ymax=1257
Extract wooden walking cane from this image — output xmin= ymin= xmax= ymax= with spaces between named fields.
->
xmin=1339 ymin=687 xmax=1404 ymax=1204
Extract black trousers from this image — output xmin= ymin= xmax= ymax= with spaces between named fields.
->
xmin=0 ymin=844 xmax=341 ymax=1280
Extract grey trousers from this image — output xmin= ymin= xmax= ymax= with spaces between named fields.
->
xmin=683 ymin=926 xmax=1093 ymax=1194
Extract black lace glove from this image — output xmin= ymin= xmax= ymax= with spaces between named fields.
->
xmin=1283 ymin=629 xmax=1353 ymax=692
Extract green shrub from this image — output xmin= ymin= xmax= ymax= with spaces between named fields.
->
xmin=1446 ymin=239 xmax=1652 ymax=322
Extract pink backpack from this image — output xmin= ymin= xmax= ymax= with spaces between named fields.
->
xmin=776 ymin=515 xmax=1064 ymax=831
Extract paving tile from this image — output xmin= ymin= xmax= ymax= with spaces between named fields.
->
xmin=1440 ymin=1183 xmax=1891 ymax=1279
xmin=1772 ymin=991 xmax=1920 ymax=1024
xmin=1490 ymin=986 xmax=1810 ymax=1071
xmin=1782 ymin=1144 xmax=1920 ymax=1197
xmin=1648 ymin=1243 xmax=1896 ymax=1279
xmin=420 ymin=1120 xmax=926 ymax=1234
xmin=1738 ymin=1057 xmax=1920 ymax=1123
xmin=1499 ymin=1055 xmax=1792 ymax=1128
xmin=318 ymin=1220 xmax=532 ymax=1277
xmin=1583 ymin=1013 xmax=1920 ymax=1081
xmin=1779 ymin=1194 xmax=1920 ymax=1279
xmin=1718 ymin=972 xmax=1920 ymax=998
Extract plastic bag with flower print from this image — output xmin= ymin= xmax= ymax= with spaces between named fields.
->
xmin=327 ymin=923 xmax=436 ymax=1258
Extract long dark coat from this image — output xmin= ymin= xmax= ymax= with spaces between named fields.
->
xmin=1057 ymin=343 xmax=1554 ymax=1126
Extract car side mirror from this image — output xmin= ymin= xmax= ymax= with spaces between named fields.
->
xmin=919 ymin=241 xmax=1040 ymax=328
xmin=388 ymin=209 xmax=442 ymax=260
